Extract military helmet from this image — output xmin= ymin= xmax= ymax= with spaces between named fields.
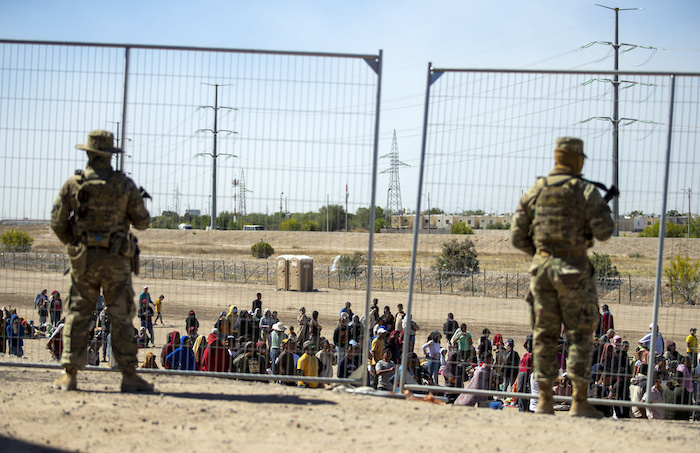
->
xmin=75 ymin=130 xmax=122 ymax=156
xmin=554 ymin=137 xmax=586 ymax=158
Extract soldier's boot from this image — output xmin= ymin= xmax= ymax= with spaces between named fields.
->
xmin=535 ymin=379 xmax=555 ymax=415
xmin=570 ymin=380 xmax=603 ymax=419
xmin=53 ymin=366 xmax=78 ymax=391
xmin=121 ymin=368 xmax=154 ymax=393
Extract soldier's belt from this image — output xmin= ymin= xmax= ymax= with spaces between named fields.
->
xmin=537 ymin=249 xmax=586 ymax=258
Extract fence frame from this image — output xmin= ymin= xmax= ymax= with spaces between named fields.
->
xmin=0 ymin=38 xmax=384 ymax=388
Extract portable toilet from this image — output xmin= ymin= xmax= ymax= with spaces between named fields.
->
xmin=276 ymin=255 xmax=294 ymax=290
xmin=289 ymin=255 xmax=313 ymax=292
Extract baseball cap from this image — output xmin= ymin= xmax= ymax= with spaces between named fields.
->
xmin=348 ymin=339 xmax=359 ymax=347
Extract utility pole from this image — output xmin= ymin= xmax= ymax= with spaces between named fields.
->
xmin=195 ymin=83 xmax=237 ymax=230
xmin=107 ymin=121 xmax=123 ymax=170
xmin=683 ymin=188 xmax=692 ymax=239
xmin=280 ymin=192 xmax=284 ymax=231
xmin=345 ymin=182 xmax=349 ymax=232
xmin=596 ymin=4 xmax=642 ymax=236
xmin=424 ymin=192 xmax=431 ymax=234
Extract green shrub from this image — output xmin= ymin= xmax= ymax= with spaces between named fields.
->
xmin=450 ymin=222 xmax=474 ymax=235
xmin=591 ymin=253 xmax=620 ymax=278
xmin=1 ymin=229 xmax=34 ymax=251
xmin=433 ymin=238 xmax=479 ymax=280
xmin=664 ymin=255 xmax=700 ymax=305
xmin=337 ymin=252 xmax=365 ymax=278
xmin=251 ymin=241 xmax=274 ymax=259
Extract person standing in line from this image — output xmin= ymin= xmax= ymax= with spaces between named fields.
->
xmin=153 ymin=294 xmax=164 ymax=325
xmin=49 ymin=291 xmax=63 ymax=327
xmin=511 ymin=137 xmax=613 ymax=417
xmin=50 ymin=130 xmax=153 ymax=392
xmin=252 ymin=292 xmax=263 ymax=313
xmin=686 ymin=327 xmax=697 ymax=368
xmin=138 ymin=286 xmax=152 ymax=310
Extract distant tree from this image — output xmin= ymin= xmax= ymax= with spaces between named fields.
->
xmin=354 ymin=206 xmax=384 ymax=232
xmin=628 ymin=210 xmax=644 ymax=216
xmin=433 ymin=238 xmax=479 ymax=280
xmin=591 ymin=253 xmax=620 ymax=278
xmin=639 ymin=220 xmax=698 ymax=238
xmin=466 ymin=209 xmax=485 ymax=216
xmin=318 ymin=204 xmax=346 ymax=231
xmin=666 ymin=209 xmax=683 ymax=217
xmin=337 ymin=252 xmax=365 ymax=278
xmin=426 ymin=207 xmax=444 ymax=215
xmin=251 ymin=241 xmax=274 ymax=259
xmin=664 ymin=255 xmax=700 ymax=305
xmin=1 ymin=229 xmax=34 ymax=251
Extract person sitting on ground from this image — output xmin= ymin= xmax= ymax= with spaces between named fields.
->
xmin=297 ymin=340 xmax=321 ymax=388
xmin=455 ymin=353 xmax=496 ymax=407
xmin=375 ymin=349 xmax=396 ymax=391
xmin=137 ymin=327 xmax=150 ymax=349
xmin=166 ymin=335 xmax=198 ymax=371
xmin=47 ymin=320 xmax=65 ymax=361
xmin=232 ymin=341 xmax=264 ymax=375
xmin=629 ymin=363 xmax=648 ymax=418
xmin=161 ymin=331 xmax=180 ymax=369
xmin=193 ymin=334 xmax=208 ymax=370
xmin=641 ymin=377 xmax=664 ymax=420
xmin=140 ymin=351 xmax=159 ymax=369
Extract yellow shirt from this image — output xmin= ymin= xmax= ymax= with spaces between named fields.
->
xmin=154 ymin=297 xmax=162 ymax=313
xmin=686 ymin=334 xmax=698 ymax=354
xmin=297 ymin=353 xmax=319 ymax=388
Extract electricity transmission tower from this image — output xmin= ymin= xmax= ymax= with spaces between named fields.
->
xmin=232 ymin=170 xmax=252 ymax=228
xmin=195 ymin=83 xmax=237 ymax=230
xmin=380 ymin=130 xmax=409 ymax=231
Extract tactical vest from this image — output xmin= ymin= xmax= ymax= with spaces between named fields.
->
xmin=73 ymin=170 xmax=130 ymax=247
xmin=532 ymin=175 xmax=587 ymax=253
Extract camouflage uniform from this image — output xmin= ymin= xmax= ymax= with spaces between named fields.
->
xmin=510 ymin=138 xmax=613 ymax=390
xmin=51 ymin=130 xmax=149 ymax=373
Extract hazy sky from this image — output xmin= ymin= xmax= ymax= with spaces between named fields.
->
xmin=2 ymin=1 xmax=699 ymax=218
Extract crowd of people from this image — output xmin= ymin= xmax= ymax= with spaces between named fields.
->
xmin=3 ymin=287 xmax=699 ymax=419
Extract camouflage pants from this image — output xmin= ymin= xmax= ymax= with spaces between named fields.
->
xmin=529 ymin=254 xmax=599 ymax=382
xmin=61 ymin=248 xmax=137 ymax=370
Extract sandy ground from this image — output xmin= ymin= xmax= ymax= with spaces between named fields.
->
xmin=1 ymin=365 xmax=699 ymax=453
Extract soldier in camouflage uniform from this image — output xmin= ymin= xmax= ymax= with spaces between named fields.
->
xmin=510 ymin=137 xmax=613 ymax=417
xmin=50 ymin=130 xmax=153 ymax=392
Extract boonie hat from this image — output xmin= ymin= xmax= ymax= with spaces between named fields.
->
xmin=76 ymin=130 xmax=122 ymax=157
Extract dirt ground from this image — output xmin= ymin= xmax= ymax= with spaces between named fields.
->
xmin=1 ymin=364 xmax=699 ymax=453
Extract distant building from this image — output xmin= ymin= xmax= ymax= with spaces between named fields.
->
xmin=185 ymin=209 xmax=201 ymax=216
